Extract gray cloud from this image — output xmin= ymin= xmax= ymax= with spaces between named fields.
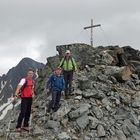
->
xmin=0 ymin=0 xmax=140 ymax=74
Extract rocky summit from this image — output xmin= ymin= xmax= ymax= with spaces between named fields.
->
xmin=1 ymin=43 xmax=140 ymax=140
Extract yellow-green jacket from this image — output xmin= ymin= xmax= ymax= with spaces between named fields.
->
xmin=59 ymin=57 xmax=77 ymax=71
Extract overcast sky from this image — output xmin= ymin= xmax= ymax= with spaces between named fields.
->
xmin=0 ymin=0 xmax=140 ymax=75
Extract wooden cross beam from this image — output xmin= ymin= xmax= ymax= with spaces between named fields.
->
xmin=84 ymin=19 xmax=101 ymax=47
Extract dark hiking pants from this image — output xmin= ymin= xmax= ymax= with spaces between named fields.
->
xmin=63 ymin=70 xmax=73 ymax=96
xmin=16 ymin=98 xmax=32 ymax=128
xmin=48 ymin=91 xmax=61 ymax=112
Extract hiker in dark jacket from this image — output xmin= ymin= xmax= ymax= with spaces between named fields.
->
xmin=46 ymin=67 xmax=65 ymax=113
xmin=59 ymin=50 xmax=77 ymax=99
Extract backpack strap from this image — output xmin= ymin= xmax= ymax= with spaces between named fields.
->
xmin=19 ymin=78 xmax=28 ymax=95
xmin=60 ymin=56 xmax=76 ymax=71
xmin=70 ymin=57 xmax=75 ymax=71
xmin=60 ymin=57 xmax=66 ymax=68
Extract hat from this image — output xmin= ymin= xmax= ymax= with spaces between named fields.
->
xmin=65 ymin=50 xmax=71 ymax=54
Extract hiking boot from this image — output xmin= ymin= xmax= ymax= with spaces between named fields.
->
xmin=21 ymin=127 xmax=32 ymax=132
xmin=16 ymin=128 xmax=22 ymax=132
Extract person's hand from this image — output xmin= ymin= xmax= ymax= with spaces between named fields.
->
xmin=10 ymin=95 xmax=17 ymax=103
xmin=61 ymin=91 xmax=65 ymax=96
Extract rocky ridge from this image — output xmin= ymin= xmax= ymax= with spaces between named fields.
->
xmin=1 ymin=43 xmax=140 ymax=140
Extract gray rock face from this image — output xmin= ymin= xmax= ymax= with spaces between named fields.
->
xmin=74 ymin=89 xmax=83 ymax=95
xmin=58 ymin=132 xmax=71 ymax=140
xmin=74 ymin=96 xmax=82 ymax=100
xmin=89 ymin=116 xmax=99 ymax=129
xmin=92 ymin=106 xmax=103 ymax=119
xmin=132 ymin=100 xmax=140 ymax=108
xmin=116 ymin=129 xmax=127 ymax=140
xmin=68 ymin=104 xmax=90 ymax=119
xmin=83 ymin=90 xmax=97 ymax=98
xmin=123 ymin=119 xmax=138 ymax=135
xmin=76 ymin=114 xmax=89 ymax=130
xmin=0 ymin=130 xmax=4 ymax=137
xmin=97 ymin=124 xmax=106 ymax=137
xmin=120 ymin=93 xmax=131 ymax=105
xmin=99 ymin=50 xmax=114 ymax=65
xmin=34 ymin=125 xmax=44 ymax=136
xmin=130 ymin=111 xmax=139 ymax=125
xmin=83 ymin=89 xmax=105 ymax=100
xmin=53 ymin=102 xmax=71 ymax=119
xmin=9 ymin=133 xmax=21 ymax=140
xmin=45 ymin=120 xmax=60 ymax=131
xmin=78 ymin=76 xmax=92 ymax=90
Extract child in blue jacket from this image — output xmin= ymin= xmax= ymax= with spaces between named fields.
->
xmin=46 ymin=67 xmax=65 ymax=113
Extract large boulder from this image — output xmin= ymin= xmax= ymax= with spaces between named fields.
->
xmin=76 ymin=114 xmax=89 ymax=130
xmin=58 ymin=132 xmax=71 ymax=140
xmin=68 ymin=104 xmax=91 ymax=119
xmin=56 ymin=43 xmax=95 ymax=69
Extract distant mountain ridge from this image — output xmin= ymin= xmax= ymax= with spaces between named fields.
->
xmin=0 ymin=57 xmax=44 ymax=104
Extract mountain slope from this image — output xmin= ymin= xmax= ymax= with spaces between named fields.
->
xmin=1 ymin=44 xmax=140 ymax=140
xmin=0 ymin=57 xmax=44 ymax=104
